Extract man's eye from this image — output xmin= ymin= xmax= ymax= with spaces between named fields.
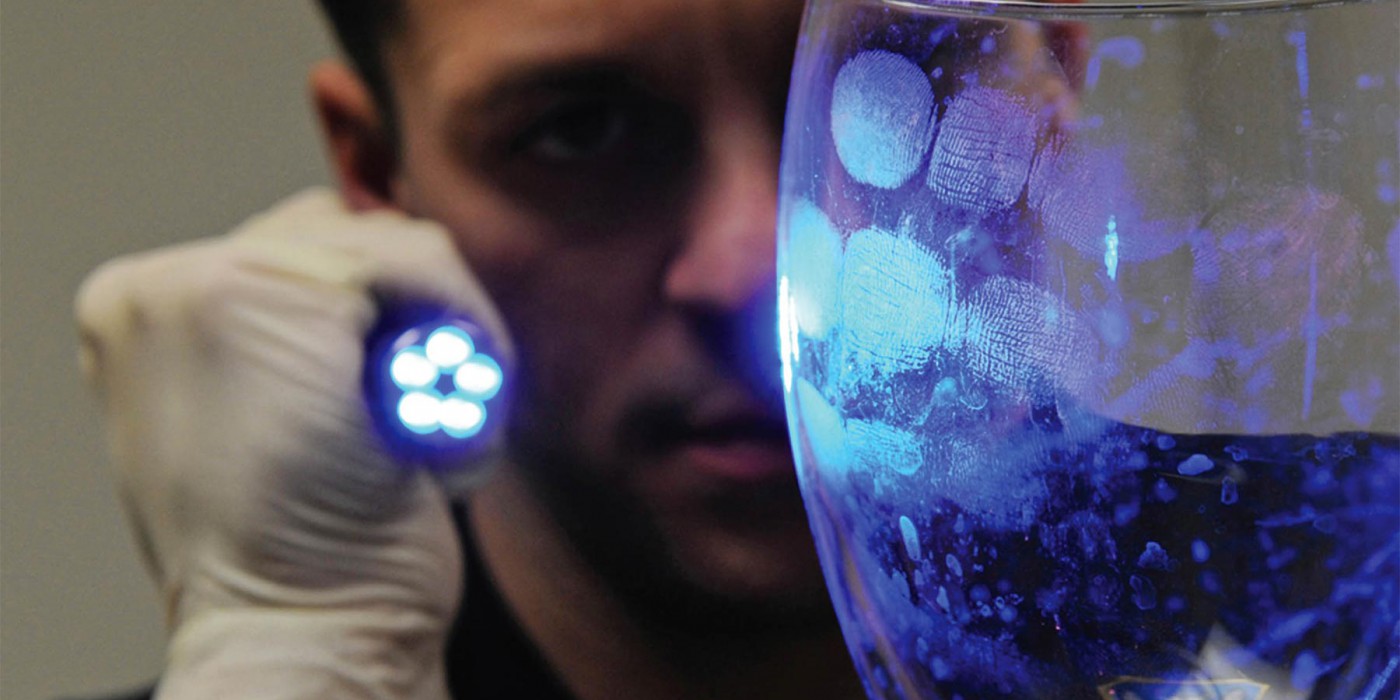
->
xmin=513 ymin=99 xmax=631 ymax=162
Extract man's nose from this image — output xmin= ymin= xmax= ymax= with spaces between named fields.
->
xmin=663 ymin=104 xmax=779 ymax=313
xmin=663 ymin=102 xmax=785 ymax=407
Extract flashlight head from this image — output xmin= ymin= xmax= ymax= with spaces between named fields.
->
xmin=363 ymin=303 xmax=508 ymax=466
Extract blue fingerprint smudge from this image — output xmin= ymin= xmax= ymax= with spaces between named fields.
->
xmin=1221 ymin=477 xmax=1239 ymax=505
xmin=1191 ymin=539 xmax=1211 ymax=563
xmin=785 ymin=200 xmax=845 ymax=338
xmin=1137 ymin=541 xmax=1169 ymax=570
xmin=831 ymin=50 xmax=936 ymax=189
xmin=1153 ymin=478 xmax=1177 ymax=503
xmin=1084 ymin=36 xmax=1145 ymax=90
xmin=926 ymin=86 xmax=1037 ymax=216
xmin=795 ymin=378 xmax=850 ymax=478
xmin=1027 ymin=139 xmax=1190 ymax=265
xmin=900 ymin=515 xmax=922 ymax=560
xmin=1177 ymin=453 xmax=1215 ymax=476
xmin=840 ymin=227 xmax=954 ymax=376
xmin=848 ymin=418 xmax=925 ymax=476
xmin=955 ymin=275 xmax=1097 ymax=393
xmin=1287 ymin=30 xmax=1311 ymax=103
xmin=1129 ymin=574 xmax=1157 ymax=610
xmin=1263 ymin=608 xmax=1322 ymax=649
xmin=1287 ymin=28 xmax=1316 ymax=172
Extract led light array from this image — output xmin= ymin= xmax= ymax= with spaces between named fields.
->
xmin=386 ymin=325 xmax=503 ymax=438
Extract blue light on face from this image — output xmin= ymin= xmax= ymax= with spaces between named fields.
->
xmin=364 ymin=308 xmax=508 ymax=461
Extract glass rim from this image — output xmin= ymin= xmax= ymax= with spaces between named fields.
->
xmin=883 ymin=0 xmax=1366 ymax=18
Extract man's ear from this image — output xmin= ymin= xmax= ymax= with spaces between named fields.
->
xmin=310 ymin=61 xmax=400 ymax=212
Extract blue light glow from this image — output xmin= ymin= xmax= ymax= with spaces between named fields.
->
xmin=438 ymin=395 xmax=486 ymax=437
xmin=785 ymin=200 xmax=843 ymax=338
xmin=389 ymin=348 xmax=437 ymax=389
xmin=1287 ymin=29 xmax=1311 ymax=103
xmin=1287 ymin=27 xmax=1316 ymax=175
xmin=778 ymin=275 xmax=799 ymax=394
xmin=424 ymin=327 xmax=473 ymax=367
xmin=1176 ymin=453 xmax=1214 ymax=476
xmin=454 ymin=356 xmax=503 ymax=399
xmin=1084 ymin=35 xmax=1145 ymax=90
xmin=397 ymin=391 xmax=442 ymax=434
xmin=1105 ymin=216 xmax=1120 ymax=281
xmin=795 ymin=378 xmax=849 ymax=476
xmin=366 ymin=312 xmax=508 ymax=454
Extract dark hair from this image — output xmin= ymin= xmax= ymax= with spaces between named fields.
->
xmin=315 ymin=1 xmax=404 ymax=140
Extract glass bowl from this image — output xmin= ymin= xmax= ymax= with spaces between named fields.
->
xmin=776 ymin=0 xmax=1400 ymax=697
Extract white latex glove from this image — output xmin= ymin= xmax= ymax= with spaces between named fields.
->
xmin=76 ymin=189 xmax=512 ymax=700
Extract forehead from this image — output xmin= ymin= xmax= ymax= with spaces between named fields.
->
xmin=387 ymin=0 xmax=803 ymax=101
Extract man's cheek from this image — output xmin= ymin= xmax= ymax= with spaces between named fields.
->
xmin=509 ymin=327 xmax=611 ymax=454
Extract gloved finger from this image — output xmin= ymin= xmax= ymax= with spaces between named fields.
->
xmin=227 ymin=188 xmax=515 ymax=366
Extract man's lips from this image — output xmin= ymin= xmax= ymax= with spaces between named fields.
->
xmin=674 ymin=399 xmax=796 ymax=483
xmin=627 ymin=392 xmax=807 ymax=523
xmin=680 ymin=431 xmax=795 ymax=481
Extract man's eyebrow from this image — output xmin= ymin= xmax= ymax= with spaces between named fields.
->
xmin=446 ymin=61 xmax=640 ymax=124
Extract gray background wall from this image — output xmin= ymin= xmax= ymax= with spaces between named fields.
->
xmin=2 ymin=4 xmax=335 ymax=698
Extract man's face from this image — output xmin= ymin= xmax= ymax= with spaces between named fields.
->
xmin=381 ymin=0 xmax=823 ymax=619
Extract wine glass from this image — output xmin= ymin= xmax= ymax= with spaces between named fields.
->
xmin=776 ymin=0 xmax=1399 ymax=697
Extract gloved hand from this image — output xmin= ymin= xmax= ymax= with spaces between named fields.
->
xmin=76 ymin=189 xmax=512 ymax=700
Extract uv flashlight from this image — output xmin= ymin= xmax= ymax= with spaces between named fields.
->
xmin=363 ymin=302 xmax=507 ymax=465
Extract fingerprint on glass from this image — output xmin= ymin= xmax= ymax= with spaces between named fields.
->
xmin=925 ymin=86 xmax=1038 ymax=217
xmin=830 ymin=50 xmax=936 ymax=190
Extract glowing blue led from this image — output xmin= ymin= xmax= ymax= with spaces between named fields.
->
xmin=389 ymin=348 xmax=437 ymax=389
xmin=397 ymin=391 xmax=443 ymax=434
xmin=364 ymin=309 xmax=508 ymax=459
xmin=439 ymin=395 xmax=486 ymax=438
xmin=424 ymin=326 xmax=473 ymax=367
xmin=453 ymin=356 xmax=503 ymax=399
